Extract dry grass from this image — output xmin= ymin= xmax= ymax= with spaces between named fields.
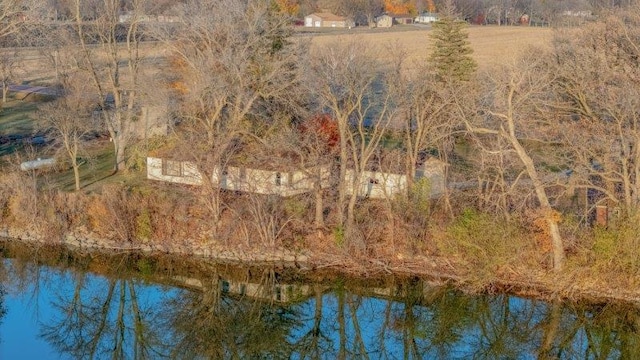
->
xmin=308 ymin=25 xmax=553 ymax=71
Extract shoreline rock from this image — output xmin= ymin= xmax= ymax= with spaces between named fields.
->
xmin=2 ymin=225 xmax=640 ymax=306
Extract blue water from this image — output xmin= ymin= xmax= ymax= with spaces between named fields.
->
xmin=0 ymin=253 xmax=636 ymax=359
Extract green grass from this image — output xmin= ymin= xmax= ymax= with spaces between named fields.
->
xmin=0 ymin=99 xmax=40 ymax=157
xmin=0 ymin=95 xmax=148 ymax=193
xmin=49 ymin=146 xmax=114 ymax=192
xmin=45 ymin=142 xmax=148 ymax=192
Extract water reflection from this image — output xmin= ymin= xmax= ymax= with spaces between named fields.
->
xmin=1 ymin=240 xmax=640 ymax=359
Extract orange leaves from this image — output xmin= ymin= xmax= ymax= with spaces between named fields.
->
xmin=531 ymin=208 xmax=562 ymax=254
xmin=426 ymin=0 xmax=436 ymax=13
xmin=384 ymin=0 xmax=416 ymax=15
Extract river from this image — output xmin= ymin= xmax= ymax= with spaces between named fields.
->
xmin=0 ymin=240 xmax=638 ymax=359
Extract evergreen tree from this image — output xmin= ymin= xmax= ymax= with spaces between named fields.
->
xmin=429 ymin=12 xmax=477 ymax=82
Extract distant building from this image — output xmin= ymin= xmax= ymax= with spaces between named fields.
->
xmin=118 ymin=12 xmax=179 ymax=23
xmin=415 ymin=12 xmax=438 ymax=24
xmin=376 ymin=13 xmax=414 ymax=27
xmin=304 ymin=12 xmax=354 ymax=28
xmin=561 ymin=10 xmax=592 ymax=17
xmin=376 ymin=14 xmax=393 ymax=28
xmin=390 ymin=13 xmax=414 ymax=24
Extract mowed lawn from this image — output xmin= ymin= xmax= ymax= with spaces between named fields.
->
xmin=307 ymin=25 xmax=553 ymax=71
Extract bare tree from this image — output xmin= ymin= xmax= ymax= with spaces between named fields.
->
xmin=394 ymin=66 xmax=454 ymax=189
xmin=310 ymin=40 xmax=395 ymax=240
xmin=549 ymin=10 xmax=640 ymax=213
xmin=71 ymin=0 xmax=148 ymax=172
xmin=161 ymin=0 xmax=304 ymax=236
xmin=0 ymin=50 xmax=18 ymax=106
xmin=38 ymin=77 xmax=95 ymax=191
xmin=465 ymin=58 xmax=566 ymax=271
xmin=0 ymin=0 xmax=31 ymax=40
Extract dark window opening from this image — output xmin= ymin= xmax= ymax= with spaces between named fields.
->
xmin=162 ymin=160 xmax=183 ymax=177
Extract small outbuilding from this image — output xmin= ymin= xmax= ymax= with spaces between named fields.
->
xmin=376 ymin=14 xmax=393 ymax=28
xmin=304 ymin=12 xmax=353 ymax=28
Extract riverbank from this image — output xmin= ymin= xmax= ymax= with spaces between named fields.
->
xmin=3 ymin=220 xmax=640 ymax=307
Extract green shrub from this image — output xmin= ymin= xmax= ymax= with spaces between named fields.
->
xmin=592 ymin=216 xmax=640 ymax=274
xmin=333 ymin=225 xmax=345 ymax=247
xmin=135 ymin=209 xmax=153 ymax=242
xmin=438 ymin=208 xmax=537 ymax=280
xmin=284 ymin=196 xmax=307 ymax=219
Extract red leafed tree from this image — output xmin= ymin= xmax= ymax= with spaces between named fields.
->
xmin=299 ymin=113 xmax=340 ymax=152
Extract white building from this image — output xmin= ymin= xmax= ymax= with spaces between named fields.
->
xmin=304 ymin=12 xmax=354 ymax=28
xmin=146 ymin=157 xmax=330 ymax=196
xmin=146 ymin=157 xmax=202 ymax=185
xmin=415 ymin=12 xmax=438 ymax=24
xmin=344 ymin=158 xmax=446 ymax=199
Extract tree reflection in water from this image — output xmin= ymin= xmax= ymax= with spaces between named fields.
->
xmin=164 ymin=269 xmax=299 ymax=359
xmin=39 ymin=274 xmax=173 ymax=359
xmin=2 ymin=244 xmax=640 ymax=358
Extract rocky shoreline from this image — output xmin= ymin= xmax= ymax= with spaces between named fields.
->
xmin=2 ymin=225 xmax=640 ymax=307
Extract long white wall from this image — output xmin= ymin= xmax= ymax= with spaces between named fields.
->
xmin=147 ymin=157 xmax=330 ymax=196
xmin=146 ymin=157 xmax=202 ymax=185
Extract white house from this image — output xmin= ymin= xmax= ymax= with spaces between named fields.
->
xmin=344 ymin=169 xmax=408 ymax=199
xmin=415 ymin=12 xmax=438 ymax=24
xmin=344 ymin=158 xmax=447 ymax=199
xmin=147 ymin=157 xmax=202 ymax=185
xmin=212 ymin=164 xmax=331 ymax=196
xmin=147 ymin=157 xmax=331 ymax=196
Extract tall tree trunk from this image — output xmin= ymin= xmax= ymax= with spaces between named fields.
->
xmin=508 ymin=129 xmax=565 ymax=271
xmin=338 ymin=124 xmax=349 ymax=228
xmin=115 ymin=139 xmax=126 ymax=172
xmin=347 ymin=189 xmax=358 ymax=233
xmin=314 ymin=183 xmax=324 ymax=228
xmin=72 ymin=159 xmax=81 ymax=191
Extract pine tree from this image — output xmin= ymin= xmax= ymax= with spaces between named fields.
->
xmin=429 ymin=13 xmax=477 ymax=82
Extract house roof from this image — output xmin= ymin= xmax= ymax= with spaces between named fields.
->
xmin=306 ymin=12 xmax=347 ymax=21
xmin=387 ymin=13 xmax=414 ymax=18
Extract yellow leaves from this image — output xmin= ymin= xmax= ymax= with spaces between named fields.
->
xmin=273 ymin=0 xmax=299 ymax=16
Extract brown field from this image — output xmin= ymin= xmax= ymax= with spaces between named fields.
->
xmin=307 ymin=25 xmax=553 ymax=71
xmin=9 ymin=25 xmax=553 ymax=84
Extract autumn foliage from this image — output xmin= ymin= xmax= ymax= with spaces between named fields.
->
xmin=273 ymin=0 xmax=299 ymax=16
xmin=299 ymin=114 xmax=340 ymax=151
xmin=384 ymin=0 xmax=416 ymax=15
